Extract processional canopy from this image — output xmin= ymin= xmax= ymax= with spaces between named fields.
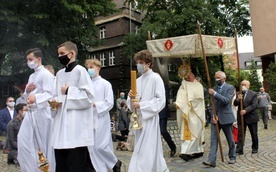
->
xmin=146 ymin=34 xmax=235 ymax=58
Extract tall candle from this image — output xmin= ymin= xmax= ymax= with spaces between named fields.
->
xmin=131 ymin=70 xmax=137 ymax=96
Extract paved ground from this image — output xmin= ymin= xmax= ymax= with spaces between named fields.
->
xmin=1 ymin=119 xmax=275 ymax=172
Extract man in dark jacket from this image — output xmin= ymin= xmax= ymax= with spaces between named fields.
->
xmin=159 ymin=84 xmax=176 ymax=157
xmin=6 ymin=103 xmax=27 ymax=164
xmin=234 ymin=80 xmax=259 ymax=154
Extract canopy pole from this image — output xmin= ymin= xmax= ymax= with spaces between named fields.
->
xmin=197 ymin=21 xmax=224 ymax=162
xmin=235 ymin=28 xmax=244 ymax=145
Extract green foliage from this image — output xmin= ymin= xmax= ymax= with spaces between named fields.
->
xmin=265 ymin=63 xmax=276 ymax=100
xmin=225 ymin=66 xmax=249 ymax=89
xmin=123 ymin=0 xmax=251 ymax=88
xmin=0 ymin=0 xmax=117 ymax=68
xmin=248 ymin=60 xmax=262 ymax=92
xmin=126 ymin=0 xmax=251 ymax=38
xmin=122 ymin=31 xmax=148 ymax=59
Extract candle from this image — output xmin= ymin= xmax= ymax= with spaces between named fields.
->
xmin=131 ymin=70 xmax=137 ymax=96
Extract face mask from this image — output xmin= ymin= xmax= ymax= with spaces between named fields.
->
xmin=58 ymin=54 xmax=71 ymax=65
xmin=88 ymin=68 xmax=96 ymax=78
xmin=242 ymin=86 xmax=248 ymax=93
xmin=22 ymin=111 xmax=27 ymax=118
xmin=7 ymin=102 xmax=15 ymax=107
xmin=28 ymin=61 xmax=38 ymax=69
xmin=215 ymin=79 xmax=223 ymax=86
xmin=137 ymin=63 xmax=146 ymax=74
xmin=120 ymin=96 xmax=124 ymax=99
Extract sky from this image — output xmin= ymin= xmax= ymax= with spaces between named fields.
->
xmin=237 ymin=35 xmax=254 ymax=53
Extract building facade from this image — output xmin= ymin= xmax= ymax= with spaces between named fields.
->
xmin=249 ymin=0 xmax=276 ymax=88
xmin=86 ymin=0 xmax=143 ymax=97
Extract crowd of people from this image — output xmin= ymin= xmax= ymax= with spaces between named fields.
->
xmin=0 ymin=43 xmax=274 ymax=171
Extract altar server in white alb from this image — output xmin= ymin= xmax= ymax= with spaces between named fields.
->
xmin=51 ymin=41 xmax=95 ymax=172
xmin=85 ymin=59 xmax=122 ymax=172
xmin=127 ymin=50 xmax=169 ymax=172
xmin=18 ymin=48 xmax=55 ymax=172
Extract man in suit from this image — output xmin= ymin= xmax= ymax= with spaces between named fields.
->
xmin=203 ymin=71 xmax=236 ymax=167
xmin=0 ymin=97 xmax=17 ymax=136
xmin=159 ymin=84 xmax=176 ymax=157
xmin=0 ymin=97 xmax=17 ymax=151
xmin=234 ymin=80 xmax=259 ymax=154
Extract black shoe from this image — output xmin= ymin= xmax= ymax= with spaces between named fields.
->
xmin=192 ymin=152 xmax=204 ymax=158
xmin=179 ymin=154 xmax=190 ymax=161
xmin=264 ymin=126 xmax=268 ymax=129
xmin=236 ymin=150 xmax=244 ymax=155
xmin=113 ymin=160 xmax=122 ymax=172
xmin=7 ymin=159 xmax=15 ymax=165
xmin=202 ymin=161 xmax=216 ymax=167
xmin=252 ymin=149 xmax=258 ymax=154
xmin=170 ymin=149 xmax=176 ymax=157
xmin=0 ymin=140 xmax=3 ymax=150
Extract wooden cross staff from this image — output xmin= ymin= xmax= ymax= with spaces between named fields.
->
xmin=235 ymin=28 xmax=245 ymax=145
xmin=197 ymin=21 xmax=224 ymax=162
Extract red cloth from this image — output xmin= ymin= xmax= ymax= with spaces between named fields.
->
xmin=233 ymin=126 xmax=238 ymax=143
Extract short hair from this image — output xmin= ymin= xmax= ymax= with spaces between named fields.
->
xmin=6 ymin=97 xmax=14 ymax=103
xmin=45 ymin=65 xmax=55 ymax=73
xmin=15 ymin=103 xmax=27 ymax=113
xmin=85 ymin=59 xmax=102 ymax=68
xmin=241 ymin=80 xmax=250 ymax=86
xmin=134 ymin=50 xmax=153 ymax=67
xmin=215 ymin=71 xmax=226 ymax=79
xmin=120 ymin=101 xmax=126 ymax=107
xmin=26 ymin=48 xmax=43 ymax=59
xmin=58 ymin=41 xmax=78 ymax=57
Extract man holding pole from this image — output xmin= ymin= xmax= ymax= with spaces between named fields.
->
xmin=202 ymin=71 xmax=236 ymax=167
xmin=234 ymin=80 xmax=259 ymax=154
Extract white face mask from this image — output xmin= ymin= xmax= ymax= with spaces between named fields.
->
xmin=22 ymin=111 xmax=27 ymax=118
xmin=242 ymin=85 xmax=248 ymax=92
xmin=28 ymin=61 xmax=38 ymax=69
xmin=137 ymin=63 xmax=146 ymax=74
xmin=7 ymin=102 xmax=15 ymax=107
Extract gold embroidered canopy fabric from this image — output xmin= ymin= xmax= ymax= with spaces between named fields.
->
xmin=146 ymin=34 xmax=235 ymax=58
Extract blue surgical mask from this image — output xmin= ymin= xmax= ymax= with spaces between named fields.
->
xmin=88 ymin=68 xmax=96 ymax=78
xmin=137 ymin=63 xmax=146 ymax=74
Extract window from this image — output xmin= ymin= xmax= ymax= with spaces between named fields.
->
xmin=100 ymin=26 xmax=106 ymax=39
xmin=135 ymin=26 xmax=139 ymax=34
xmin=100 ymin=53 xmax=106 ymax=67
xmin=2 ymin=85 xmax=9 ymax=96
xmin=109 ymin=51 xmax=115 ymax=66
xmin=91 ymin=54 xmax=96 ymax=59
xmin=255 ymin=61 xmax=262 ymax=66
xmin=244 ymin=61 xmax=252 ymax=67
xmin=86 ymin=54 xmax=96 ymax=59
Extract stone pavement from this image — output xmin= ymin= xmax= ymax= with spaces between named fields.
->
xmin=1 ymin=119 xmax=275 ymax=172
